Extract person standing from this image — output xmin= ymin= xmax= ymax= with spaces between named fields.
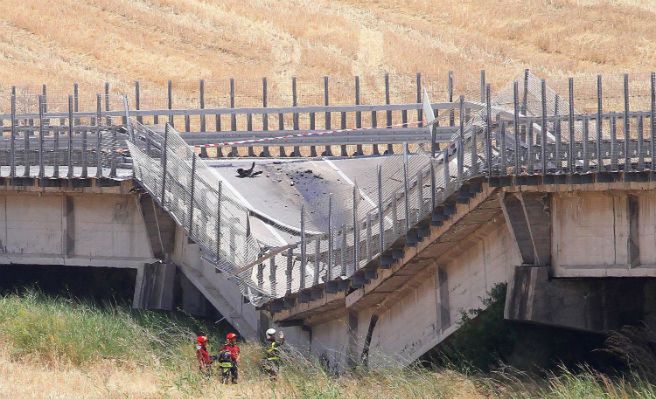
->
xmin=195 ymin=335 xmax=213 ymax=376
xmin=262 ymin=328 xmax=285 ymax=380
xmin=220 ymin=332 xmax=241 ymax=384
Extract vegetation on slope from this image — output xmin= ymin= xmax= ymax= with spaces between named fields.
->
xmin=1 ymin=289 xmax=656 ymax=398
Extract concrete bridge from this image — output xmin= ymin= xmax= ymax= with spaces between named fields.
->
xmin=2 ymin=71 xmax=656 ymax=370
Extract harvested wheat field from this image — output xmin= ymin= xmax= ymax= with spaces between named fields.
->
xmin=0 ymin=0 xmax=655 ymax=107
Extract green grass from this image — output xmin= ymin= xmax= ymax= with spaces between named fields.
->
xmin=0 ymin=289 xmax=213 ymax=367
xmin=1 ymin=289 xmax=656 ymax=399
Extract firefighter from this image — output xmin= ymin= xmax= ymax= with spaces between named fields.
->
xmin=262 ymin=328 xmax=285 ymax=380
xmin=195 ymin=335 xmax=213 ymax=376
xmin=219 ymin=332 xmax=240 ymax=384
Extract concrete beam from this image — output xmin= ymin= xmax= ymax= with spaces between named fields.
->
xmin=519 ymin=192 xmax=551 ymax=266
xmin=501 ymin=192 xmax=551 ymax=266
xmin=139 ymin=194 xmax=176 ymax=260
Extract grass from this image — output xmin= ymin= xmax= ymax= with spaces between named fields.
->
xmin=1 ymin=289 xmax=656 ymax=398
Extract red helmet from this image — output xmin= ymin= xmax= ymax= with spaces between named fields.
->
xmin=196 ymin=335 xmax=208 ymax=345
xmin=226 ymin=332 xmax=237 ymax=340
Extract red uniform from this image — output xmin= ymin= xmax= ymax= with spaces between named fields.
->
xmin=196 ymin=344 xmax=212 ymax=369
xmin=222 ymin=343 xmax=240 ymax=363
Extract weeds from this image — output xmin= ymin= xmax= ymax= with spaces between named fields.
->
xmin=1 ymin=289 xmax=656 ymax=398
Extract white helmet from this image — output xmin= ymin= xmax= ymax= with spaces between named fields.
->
xmin=266 ymin=328 xmax=276 ymax=337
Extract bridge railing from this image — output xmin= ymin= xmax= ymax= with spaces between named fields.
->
xmin=0 ymin=93 xmax=130 ymax=179
xmin=124 ymin=71 xmax=656 ymax=308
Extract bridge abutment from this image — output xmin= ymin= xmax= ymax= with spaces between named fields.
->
xmin=505 ymin=265 xmax=656 ymax=332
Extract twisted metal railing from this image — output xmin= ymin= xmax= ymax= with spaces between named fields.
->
xmin=127 ymin=71 xmax=656 ymax=308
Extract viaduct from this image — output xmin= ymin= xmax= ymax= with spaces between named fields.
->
xmin=2 ymin=70 xmax=656 ymax=369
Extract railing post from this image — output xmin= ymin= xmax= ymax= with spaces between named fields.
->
xmin=366 ymin=213 xmax=372 ymax=262
xmin=215 ymin=181 xmax=222 ymax=261
xmin=541 ymin=79 xmax=547 ymax=175
xmin=313 ymin=238 xmax=321 ymax=285
xmin=355 ymin=76 xmax=363 ymax=156
xmin=270 ymin=257 xmax=277 ymax=296
xmin=81 ymin=90 xmax=90 ymax=178
xmin=352 ymin=183 xmax=359 ymax=270
xmin=230 ymin=78 xmax=237 ymax=156
xmin=73 ymin=82 xmax=80 ymax=125
xmin=323 ymin=76 xmax=333 ymax=156
xmin=611 ymin=114 xmax=618 ymax=170
xmin=638 ymin=115 xmax=645 ymax=171
xmin=486 ymin=84 xmax=492 ymax=174
xmin=377 ymin=165 xmax=384 ymax=255
xmin=651 ymin=72 xmax=656 ymax=170
xmin=416 ymin=170 xmax=424 ymax=221
xmin=522 ymin=69 xmax=529 ymax=116
xmin=67 ymin=95 xmax=74 ymax=178
xmin=568 ymin=78 xmax=575 ymax=172
xmin=480 ymin=70 xmax=486 ymax=103
xmin=526 ymin=118 xmax=534 ymax=174
xmin=513 ymin=81 xmax=520 ymax=175
xmin=458 ymin=95 xmax=465 ymax=180
xmin=199 ymin=79 xmax=206 ymax=133
xmin=430 ymin=160 xmax=436 ymax=211
xmin=96 ymin=95 xmax=103 ymax=178
xmin=300 ymin=205 xmax=306 ymax=290
xmin=583 ymin=116 xmax=589 ymax=172
xmin=292 ymin=77 xmax=300 ymax=157
xmin=448 ymin=71 xmax=454 ymax=127
xmin=104 ymin=82 xmax=112 ymax=126
xmin=188 ymin=155 xmax=197 ymax=238
xmin=443 ymin=148 xmax=450 ymax=192
xmin=340 ymin=224 xmax=347 ymax=276
xmin=624 ymin=74 xmax=631 ymax=171
xmin=392 ymin=191 xmax=401 ymax=236
xmin=403 ymin=143 xmax=410 ymax=233
xmin=416 ymin=72 xmax=422 ymax=128
xmin=262 ymin=77 xmax=270 ymax=157
xmin=167 ymin=80 xmax=174 ymax=127
xmin=135 ymin=81 xmax=142 ymax=124
xmin=38 ymin=95 xmax=45 ymax=180
xmin=257 ymin=262 xmax=264 ymax=290
xmin=500 ymin=121 xmax=507 ymax=173
xmin=597 ymin=75 xmax=603 ymax=170
xmin=385 ymin=73 xmax=393 ymax=154
xmin=286 ymin=247 xmax=293 ymax=295
xmin=9 ymin=93 xmax=15 ymax=179
xmin=327 ymin=193 xmax=333 ymax=281
xmin=555 ymin=111 xmax=561 ymax=172
xmin=161 ymin=123 xmax=170 ymax=206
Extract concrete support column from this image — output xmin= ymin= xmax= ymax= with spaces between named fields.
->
xmin=501 ymin=192 xmax=552 ymax=266
xmin=347 ymin=311 xmax=359 ymax=367
xmin=435 ymin=266 xmax=451 ymax=332
xmin=133 ymin=262 xmax=176 ymax=310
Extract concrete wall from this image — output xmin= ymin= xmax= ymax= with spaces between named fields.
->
xmin=170 ymin=225 xmax=262 ymax=339
xmin=0 ymin=192 xmax=155 ymax=268
xmin=358 ymin=217 xmax=520 ymax=367
xmin=552 ymin=191 xmax=656 ymax=277
xmin=300 ymin=214 xmax=522 ymax=369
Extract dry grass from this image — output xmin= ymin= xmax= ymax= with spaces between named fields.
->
xmin=0 ymin=0 xmax=655 ymax=108
xmin=2 ymin=291 xmax=656 ymax=399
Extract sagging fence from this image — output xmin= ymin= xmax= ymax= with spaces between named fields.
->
xmin=125 ymin=71 xmax=656 ymax=309
xmin=1 ymin=70 xmax=656 ymax=309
